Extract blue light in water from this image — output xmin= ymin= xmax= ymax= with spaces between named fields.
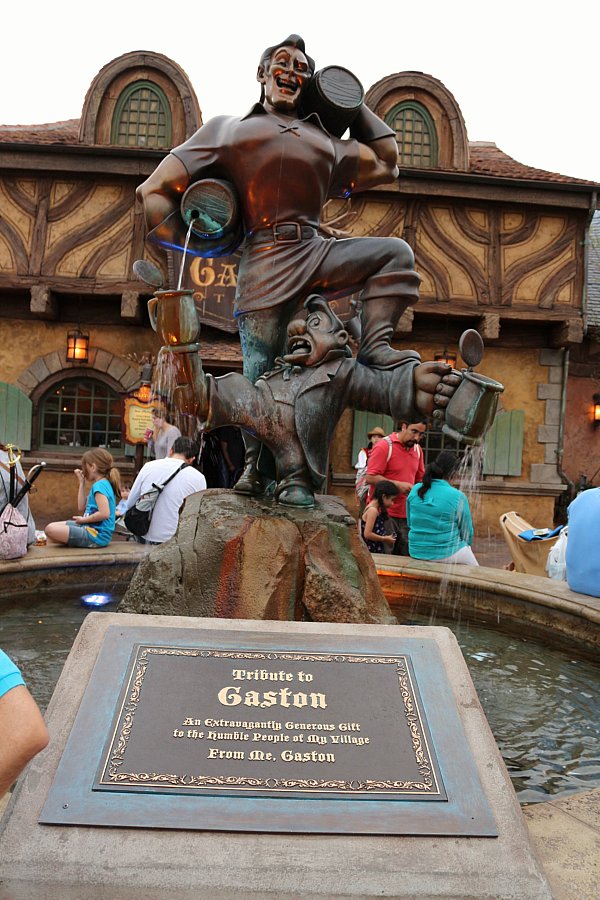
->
xmin=81 ymin=593 xmax=113 ymax=607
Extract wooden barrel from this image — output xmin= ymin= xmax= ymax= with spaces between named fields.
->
xmin=179 ymin=179 xmax=242 ymax=258
xmin=300 ymin=66 xmax=364 ymax=137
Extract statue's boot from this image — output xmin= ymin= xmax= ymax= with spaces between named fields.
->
xmin=357 ymin=270 xmax=421 ymax=370
xmin=274 ymin=468 xmax=315 ymax=509
xmin=233 ymin=434 xmax=268 ymax=497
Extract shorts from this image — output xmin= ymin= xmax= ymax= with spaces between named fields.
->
xmin=66 ymin=521 xmax=101 ymax=549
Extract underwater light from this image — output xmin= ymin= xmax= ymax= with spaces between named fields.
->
xmin=81 ymin=593 xmax=113 ymax=607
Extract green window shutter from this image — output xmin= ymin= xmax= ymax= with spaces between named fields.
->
xmin=0 ymin=382 xmax=32 ymax=450
xmin=351 ymin=411 xmax=394 ymax=466
xmin=483 ymin=410 xmax=524 ymax=476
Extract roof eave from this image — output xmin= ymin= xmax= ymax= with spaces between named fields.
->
xmin=398 ymin=166 xmax=600 ymax=196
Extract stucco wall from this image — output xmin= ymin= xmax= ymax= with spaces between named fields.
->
xmin=562 ymin=374 xmax=600 ymax=487
xmin=0 ymin=319 xmax=159 ymax=385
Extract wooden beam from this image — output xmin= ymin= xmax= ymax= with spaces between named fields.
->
xmin=477 ymin=313 xmax=501 ymax=340
xmin=121 ymin=290 xmax=143 ymax=323
xmin=0 ymin=148 xmax=162 ymax=178
xmin=550 ymin=319 xmax=584 ymax=347
xmin=396 ymin=308 xmax=414 ymax=334
xmin=29 ymin=285 xmax=57 ymax=320
xmin=369 ymin=177 xmax=598 ymax=211
xmin=0 ymin=275 xmax=148 ymax=294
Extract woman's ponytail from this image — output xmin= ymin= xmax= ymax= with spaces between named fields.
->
xmin=417 ymin=451 xmax=458 ymax=500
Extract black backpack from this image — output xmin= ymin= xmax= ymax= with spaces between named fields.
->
xmin=123 ymin=463 xmax=187 ymax=537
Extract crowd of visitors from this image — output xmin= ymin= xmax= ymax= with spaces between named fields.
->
xmin=5 ymin=414 xmax=600 ymax=590
xmin=356 ymin=425 xmax=480 ymax=567
xmin=0 ymin=421 xmax=480 ymax=563
xmin=365 ymin=420 xmax=426 ymax=555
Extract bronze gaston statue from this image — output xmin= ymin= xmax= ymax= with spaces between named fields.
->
xmin=136 ymin=33 xmax=463 ymax=508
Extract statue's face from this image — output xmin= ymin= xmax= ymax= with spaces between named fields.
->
xmin=283 ymin=308 xmax=348 ymax=368
xmin=261 ymin=45 xmax=310 ymax=113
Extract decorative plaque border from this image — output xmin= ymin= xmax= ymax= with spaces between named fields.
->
xmin=96 ymin=645 xmax=444 ymax=797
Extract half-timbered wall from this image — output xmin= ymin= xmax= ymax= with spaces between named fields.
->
xmin=0 ymin=57 xmax=597 ymax=532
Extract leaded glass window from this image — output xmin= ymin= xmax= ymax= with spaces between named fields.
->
xmin=40 ymin=379 xmax=122 ymax=450
xmin=420 ymin=422 xmax=467 ymax=466
xmin=111 ymin=81 xmax=172 ymax=148
xmin=385 ymin=101 xmax=438 ymax=168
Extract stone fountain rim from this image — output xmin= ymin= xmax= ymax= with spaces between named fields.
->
xmin=375 ymin=553 xmax=600 ymax=654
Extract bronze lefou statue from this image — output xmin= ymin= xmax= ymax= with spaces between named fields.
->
xmin=152 ymin=293 xmax=460 ymax=508
xmin=136 ymin=33 xmax=462 ymax=502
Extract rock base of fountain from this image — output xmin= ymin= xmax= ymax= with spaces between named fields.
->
xmin=119 ymin=490 xmax=394 ymax=624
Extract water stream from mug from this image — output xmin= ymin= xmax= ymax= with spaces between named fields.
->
xmin=177 ymin=219 xmax=195 ymax=291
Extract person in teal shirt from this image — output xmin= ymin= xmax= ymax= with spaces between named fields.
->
xmin=45 ymin=448 xmax=121 ymax=548
xmin=407 ymin=451 xmax=478 ymax=565
xmin=0 ymin=650 xmax=49 ymax=798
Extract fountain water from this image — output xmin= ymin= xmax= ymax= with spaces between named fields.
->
xmin=2 ymin=580 xmax=598 ymax=805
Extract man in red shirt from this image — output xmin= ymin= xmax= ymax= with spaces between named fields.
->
xmin=366 ymin=421 xmax=426 ymax=555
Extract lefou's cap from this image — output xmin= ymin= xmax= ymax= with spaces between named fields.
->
xmin=368 ymin=426 xmax=386 ymax=438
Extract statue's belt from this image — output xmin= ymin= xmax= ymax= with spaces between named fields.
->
xmin=248 ymin=223 xmax=318 ymax=244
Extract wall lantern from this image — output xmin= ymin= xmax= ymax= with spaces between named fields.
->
xmin=593 ymin=393 xmax=600 ymax=427
xmin=66 ymin=329 xmax=89 ymax=364
xmin=134 ymin=383 xmax=153 ymax=404
xmin=434 ymin=348 xmax=457 ymax=368
xmin=132 ymin=361 xmax=154 ymax=404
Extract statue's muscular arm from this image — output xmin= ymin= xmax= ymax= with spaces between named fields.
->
xmin=136 ymin=154 xmax=191 ymax=232
xmin=346 ymin=102 xmax=400 ymax=191
xmin=356 ymin=134 xmax=399 ymax=190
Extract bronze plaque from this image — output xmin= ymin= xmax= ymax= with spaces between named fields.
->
xmin=40 ymin=623 xmax=497 ymax=835
xmin=95 ymin=644 xmax=446 ymax=801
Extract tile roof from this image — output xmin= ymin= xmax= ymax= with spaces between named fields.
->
xmin=467 ymin=142 xmax=599 ymax=186
xmin=0 ymin=119 xmax=79 ymax=144
xmin=1 ymin=121 xmax=598 ymax=188
xmin=200 ymin=328 xmax=242 ymax=365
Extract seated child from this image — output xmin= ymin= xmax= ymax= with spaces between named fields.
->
xmin=45 ymin=449 xmax=121 ymax=548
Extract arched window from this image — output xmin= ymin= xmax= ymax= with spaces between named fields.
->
xmin=111 ymin=80 xmax=172 ymax=148
xmin=39 ymin=379 xmax=123 ymax=451
xmin=385 ymin=101 xmax=438 ymax=168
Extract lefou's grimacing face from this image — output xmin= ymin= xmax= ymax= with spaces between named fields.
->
xmin=262 ymin=45 xmax=310 ymax=113
xmin=283 ymin=309 xmax=348 ymax=368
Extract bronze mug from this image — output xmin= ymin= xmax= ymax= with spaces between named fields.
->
xmin=147 ymin=289 xmax=200 ymax=347
xmin=442 ymin=370 xmax=504 ymax=446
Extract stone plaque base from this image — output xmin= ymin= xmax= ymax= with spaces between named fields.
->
xmin=0 ymin=614 xmax=551 ymax=898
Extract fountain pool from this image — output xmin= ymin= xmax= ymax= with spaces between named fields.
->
xmin=1 ymin=584 xmax=598 ymax=805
